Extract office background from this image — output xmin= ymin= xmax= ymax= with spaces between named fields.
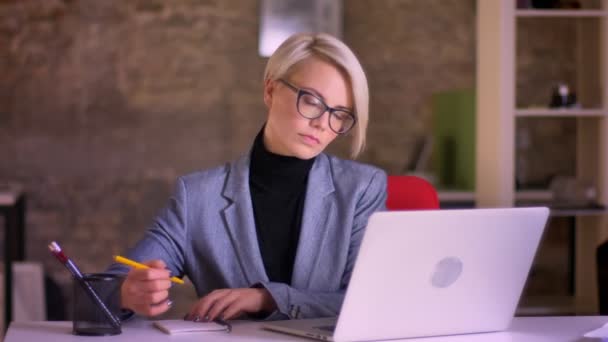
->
xmin=0 ymin=0 xmax=579 ymax=318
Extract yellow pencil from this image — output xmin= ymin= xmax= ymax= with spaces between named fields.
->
xmin=114 ymin=255 xmax=184 ymax=284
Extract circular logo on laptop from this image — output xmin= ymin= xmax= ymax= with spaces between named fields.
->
xmin=431 ymin=257 xmax=463 ymax=288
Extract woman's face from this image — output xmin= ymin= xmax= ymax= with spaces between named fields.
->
xmin=263 ymin=56 xmax=353 ymax=160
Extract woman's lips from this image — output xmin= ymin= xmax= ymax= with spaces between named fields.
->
xmin=299 ymin=134 xmax=320 ymax=145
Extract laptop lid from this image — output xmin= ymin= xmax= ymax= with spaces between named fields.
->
xmin=332 ymin=207 xmax=549 ymax=342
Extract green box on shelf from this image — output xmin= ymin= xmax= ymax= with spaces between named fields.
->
xmin=432 ymin=89 xmax=476 ymax=191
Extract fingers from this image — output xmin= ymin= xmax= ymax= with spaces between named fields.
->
xmin=130 ymin=267 xmax=171 ymax=282
xmin=187 ymin=289 xmax=231 ymax=321
xmin=120 ymin=259 xmax=173 ymax=317
xmin=137 ymin=298 xmax=173 ymax=317
xmin=186 ymin=288 xmax=268 ymax=321
xmin=221 ymin=303 xmax=245 ymax=320
xmin=133 ymin=260 xmax=171 ymax=282
xmin=144 ymin=289 xmax=170 ymax=305
xmin=144 ymin=259 xmax=167 ymax=269
xmin=207 ymin=290 xmax=240 ymax=320
xmin=130 ymin=276 xmax=172 ymax=292
xmin=121 ymin=278 xmax=172 ymax=316
xmin=124 ymin=269 xmax=171 ymax=293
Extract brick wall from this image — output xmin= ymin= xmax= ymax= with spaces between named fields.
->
xmin=0 ymin=0 xmax=575 ymax=318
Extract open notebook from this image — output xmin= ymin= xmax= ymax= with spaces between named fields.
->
xmin=153 ymin=320 xmax=230 ymax=334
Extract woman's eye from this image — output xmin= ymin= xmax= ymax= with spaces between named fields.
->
xmin=333 ymin=111 xmax=349 ymax=121
xmin=303 ymin=94 xmax=323 ymax=107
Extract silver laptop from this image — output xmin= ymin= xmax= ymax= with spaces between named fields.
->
xmin=264 ymin=207 xmax=549 ymax=342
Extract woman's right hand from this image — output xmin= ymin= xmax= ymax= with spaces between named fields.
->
xmin=120 ymin=259 xmax=173 ymax=316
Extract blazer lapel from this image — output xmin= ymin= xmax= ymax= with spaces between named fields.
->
xmin=291 ymin=154 xmax=335 ymax=287
xmin=221 ymin=154 xmax=269 ymax=285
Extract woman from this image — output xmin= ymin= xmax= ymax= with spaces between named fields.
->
xmin=114 ymin=32 xmax=387 ymax=321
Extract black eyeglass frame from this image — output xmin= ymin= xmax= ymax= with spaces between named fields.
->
xmin=278 ymin=79 xmax=357 ymax=135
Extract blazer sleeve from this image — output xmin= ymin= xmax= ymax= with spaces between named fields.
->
xmin=258 ymin=169 xmax=387 ymax=320
xmin=107 ymin=177 xmax=188 ymax=278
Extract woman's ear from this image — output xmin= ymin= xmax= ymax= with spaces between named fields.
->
xmin=263 ymin=78 xmax=274 ymax=108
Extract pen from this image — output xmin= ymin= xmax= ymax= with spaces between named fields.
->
xmin=113 ymin=255 xmax=185 ymax=284
xmin=48 ymin=241 xmax=121 ymax=329
xmin=213 ymin=317 xmax=232 ymax=333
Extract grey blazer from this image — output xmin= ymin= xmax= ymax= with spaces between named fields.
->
xmin=114 ymin=152 xmax=387 ymax=320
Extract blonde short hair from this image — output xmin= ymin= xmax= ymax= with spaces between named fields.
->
xmin=263 ymin=32 xmax=369 ymax=158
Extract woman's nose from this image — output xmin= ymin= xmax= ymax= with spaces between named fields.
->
xmin=309 ymin=110 xmax=329 ymax=130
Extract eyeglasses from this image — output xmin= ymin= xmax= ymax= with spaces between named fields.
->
xmin=279 ymin=79 xmax=356 ymax=134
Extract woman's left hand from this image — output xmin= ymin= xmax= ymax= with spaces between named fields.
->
xmin=185 ymin=288 xmax=277 ymax=321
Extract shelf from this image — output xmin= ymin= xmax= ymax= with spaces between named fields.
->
xmin=515 ymin=108 xmax=606 ymax=117
xmin=550 ymin=207 xmax=608 ymax=217
xmin=516 ymin=204 xmax=607 ymax=216
xmin=438 ymin=190 xmax=553 ymax=203
xmin=516 ymin=189 xmax=553 ymax=202
xmin=438 ymin=191 xmax=475 ymax=203
xmin=517 ymin=295 xmax=576 ymax=316
xmin=516 ymin=9 xmax=608 ymax=18
xmin=479 ymin=0 xmax=608 ymax=317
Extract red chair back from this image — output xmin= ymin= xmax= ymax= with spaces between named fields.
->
xmin=386 ymin=175 xmax=439 ymax=210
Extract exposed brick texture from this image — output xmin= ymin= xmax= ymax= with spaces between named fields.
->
xmin=0 ymin=0 xmax=577 ymax=318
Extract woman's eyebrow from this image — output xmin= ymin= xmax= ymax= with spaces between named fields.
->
xmin=299 ymin=85 xmax=326 ymax=100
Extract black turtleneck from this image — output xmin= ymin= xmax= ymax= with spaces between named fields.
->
xmin=249 ymin=128 xmax=315 ymax=284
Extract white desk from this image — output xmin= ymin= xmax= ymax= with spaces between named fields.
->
xmin=4 ymin=316 xmax=608 ymax=341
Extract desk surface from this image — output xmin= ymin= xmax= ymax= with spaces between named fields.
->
xmin=5 ymin=316 xmax=608 ymax=341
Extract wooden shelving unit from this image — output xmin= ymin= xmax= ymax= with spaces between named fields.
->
xmin=477 ymin=0 xmax=608 ymax=315
xmin=515 ymin=108 xmax=606 ymax=117
xmin=515 ymin=9 xmax=607 ymax=17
